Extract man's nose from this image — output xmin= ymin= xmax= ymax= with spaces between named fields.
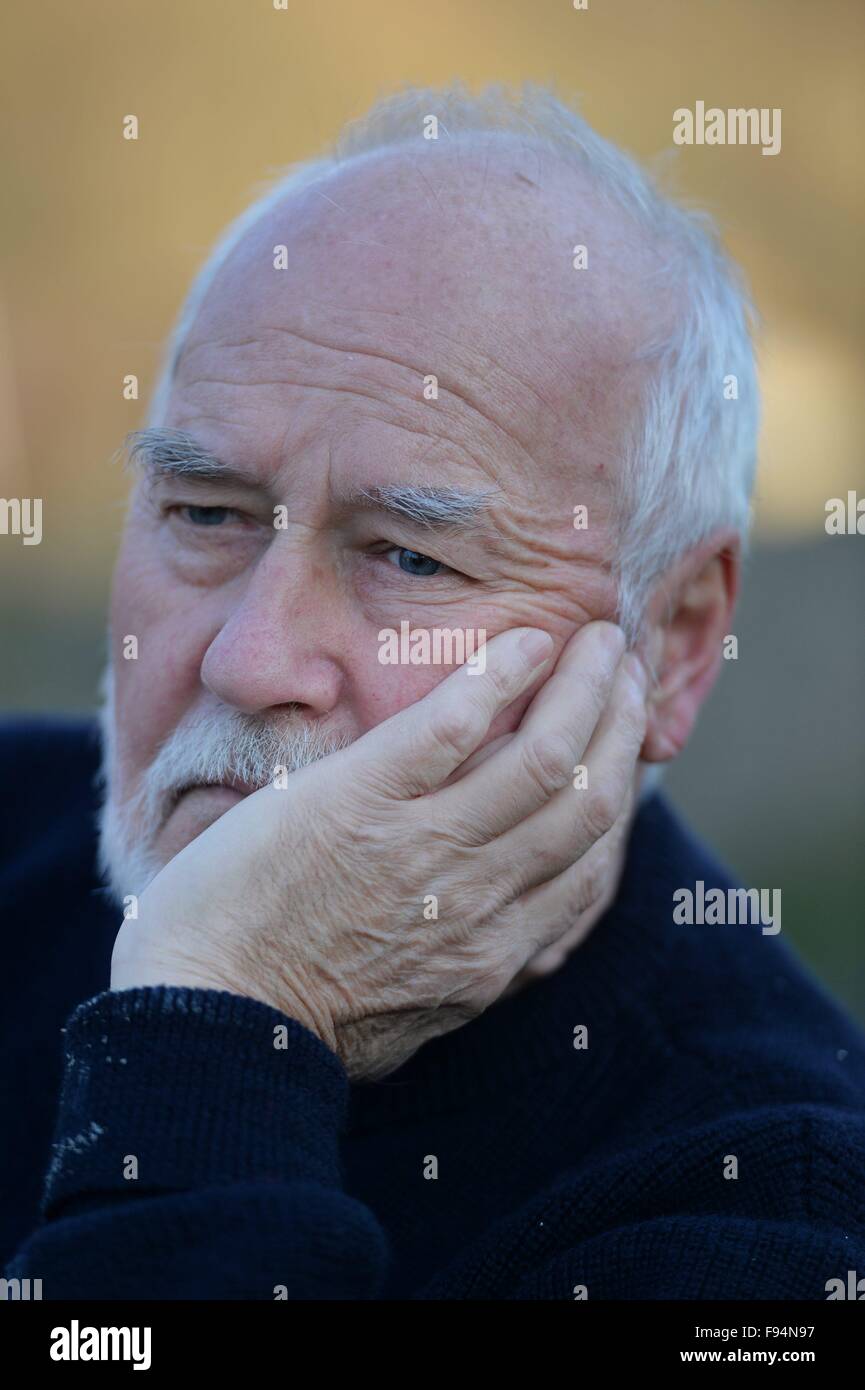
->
xmin=199 ymin=545 xmax=345 ymax=717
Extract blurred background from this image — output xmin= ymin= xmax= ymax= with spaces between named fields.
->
xmin=1 ymin=0 xmax=863 ymax=1016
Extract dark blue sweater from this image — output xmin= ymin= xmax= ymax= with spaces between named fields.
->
xmin=2 ymin=719 xmax=864 ymax=1300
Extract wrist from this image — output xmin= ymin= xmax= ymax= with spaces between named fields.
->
xmin=111 ymin=949 xmax=335 ymax=1052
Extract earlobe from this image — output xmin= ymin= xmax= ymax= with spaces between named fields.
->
xmin=641 ymin=659 xmax=718 ymax=763
xmin=638 ymin=536 xmax=739 ymax=765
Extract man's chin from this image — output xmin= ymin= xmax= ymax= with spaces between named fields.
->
xmin=99 ymin=784 xmax=246 ymax=907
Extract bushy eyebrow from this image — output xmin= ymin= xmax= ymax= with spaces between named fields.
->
xmin=346 ymin=484 xmax=501 ymax=530
xmin=125 ymin=428 xmax=257 ymax=487
xmin=125 ymin=426 xmax=503 ymax=538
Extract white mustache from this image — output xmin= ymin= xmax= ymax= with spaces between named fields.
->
xmin=97 ymin=675 xmax=352 ymax=901
xmin=134 ymin=704 xmax=353 ymax=829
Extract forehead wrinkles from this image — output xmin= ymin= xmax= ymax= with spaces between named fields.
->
xmin=172 ymin=329 xmax=620 ymax=566
xmin=172 ymin=312 xmax=562 ymax=503
xmin=170 ymin=333 xmax=561 ymax=522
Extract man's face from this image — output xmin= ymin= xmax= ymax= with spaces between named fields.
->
xmin=103 ymin=143 xmax=650 ymax=896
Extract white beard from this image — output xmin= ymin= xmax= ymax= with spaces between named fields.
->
xmin=96 ymin=666 xmax=352 ymax=906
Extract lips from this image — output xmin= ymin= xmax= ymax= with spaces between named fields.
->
xmin=154 ymin=783 xmax=249 ymax=860
xmin=171 ymin=777 xmax=258 ymax=807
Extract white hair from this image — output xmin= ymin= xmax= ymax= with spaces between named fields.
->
xmin=146 ymin=81 xmax=759 ymax=643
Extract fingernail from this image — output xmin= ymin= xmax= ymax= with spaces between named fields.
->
xmin=595 ymin=621 xmax=626 ymax=658
xmin=623 ymin=651 xmax=648 ymax=692
xmin=519 ymin=629 xmax=554 ymax=666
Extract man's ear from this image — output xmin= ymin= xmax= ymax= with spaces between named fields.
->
xmin=638 ymin=530 xmax=740 ymax=764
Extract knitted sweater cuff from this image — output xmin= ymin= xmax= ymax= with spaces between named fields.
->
xmin=42 ymin=985 xmax=348 ymax=1217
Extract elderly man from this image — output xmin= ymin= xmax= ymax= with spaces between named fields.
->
xmin=3 ymin=85 xmax=864 ymax=1302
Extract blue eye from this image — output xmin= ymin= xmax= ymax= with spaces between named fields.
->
xmin=394 ymin=548 xmax=442 ymax=576
xmin=182 ymin=505 xmax=231 ymax=526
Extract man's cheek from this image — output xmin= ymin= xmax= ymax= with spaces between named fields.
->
xmin=111 ymin=666 xmax=162 ymax=797
xmin=109 ymin=617 xmax=201 ymax=795
xmin=353 ymin=629 xmax=559 ymax=763
xmin=361 ymin=661 xmax=444 ymax=729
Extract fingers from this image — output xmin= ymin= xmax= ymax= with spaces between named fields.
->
xmin=487 ymin=650 xmax=648 ymax=898
xmin=345 ymin=627 xmax=555 ymax=799
xmin=439 ymin=732 xmax=515 ymax=788
xmin=430 ymin=621 xmax=626 ymax=841
xmin=509 ymin=800 xmax=634 ymax=975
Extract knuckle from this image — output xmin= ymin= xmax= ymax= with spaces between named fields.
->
xmin=424 ymin=812 xmax=469 ymax=854
xmin=572 ymin=858 xmax=606 ymax=915
xmin=428 ymin=703 xmax=481 ymax=762
xmin=520 ymin=731 xmax=574 ymax=798
xmin=583 ymin=786 xmax=618 ymax=841
xmin=462 ymin=878 xmax=508 ymax=925
xmin=482 ymin=659 xmax=516 ymax=707
xmin=519 ymin=840 xmax=560 ymax=886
